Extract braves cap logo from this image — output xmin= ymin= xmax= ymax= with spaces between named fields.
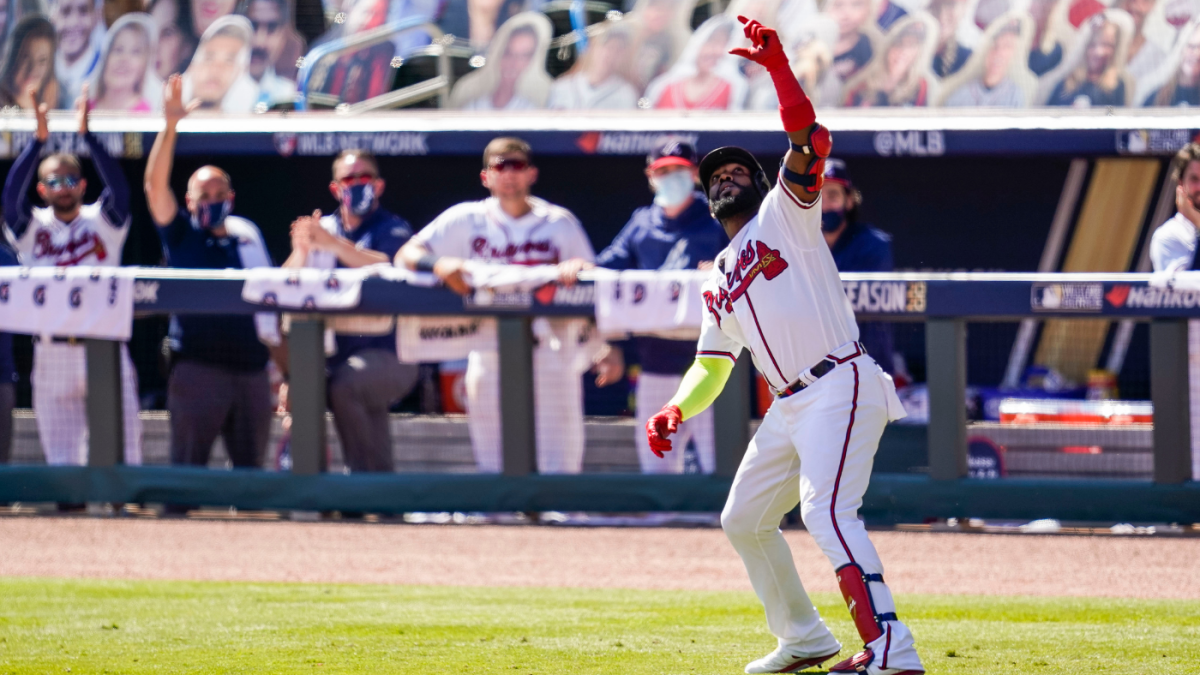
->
xmin=33 ymin=285 xmax=46 ymax=306
xmin=325 ymin=274 xmax=341 ymax=291
xmin=0 ymin=282 xmax=8 ymax=303
xmin=301 ymin=296 xmax=317 ymax=310
xmin=261 ymin=292 xmax=278 ymax=306
xmin=69 ymin=286 xmax=82 ymax=308
xmin=286 ymin=272 xmax=302 ymax=286
xmin=633 ymin=283 xmax=646 ymax=304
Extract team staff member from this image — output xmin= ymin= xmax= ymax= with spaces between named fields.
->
xmin=646 ymin=18 xmax=923 ymax=675
xmin=285 ymin=149 xmax=418 ymax=473
xmin=820 ymin=159 xmax=895 ymax=374
xmin=591 ymin=138 xmax=729 ymax=474
xmin=396 ymin=137 xmax=605 ymax=474
xmin=145 ymin=74 xmax=277 ymax=470
xmin=0 ymin=242 xmax=15 ymax=464
xmin=1149 ymin=141 xmax=1200 ymax=481
xmin=2 ymin=84 xmax=142 ymax=466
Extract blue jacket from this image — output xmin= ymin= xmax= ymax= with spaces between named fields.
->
xmin=597 ymin=193 xmax=729 ymax=375
xmin=830 ymin=221 xmax=895 ymax=373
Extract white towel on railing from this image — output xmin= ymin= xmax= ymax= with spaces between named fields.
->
xmin=240 ymin=267 xmax=366 ymax=309
xmin=0 ymin=266 xmax=135 ymax=340
xmin=591 ymin=268 xmax=707 ymax=338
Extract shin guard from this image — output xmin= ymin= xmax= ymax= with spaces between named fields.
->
xmin=835 ymin=562 xmax=894 ymax=645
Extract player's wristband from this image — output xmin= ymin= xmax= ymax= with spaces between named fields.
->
xmin=415 ymin=254 xmax=439 ymax=272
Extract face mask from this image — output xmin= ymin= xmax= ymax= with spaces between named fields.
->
xmin=192 ymin=199 xmax=232 ymax=229
xmin=651 ymin=171 xmax=695 ymax=208
xmin=341 ymin=182 xmax=377 ymax=216
xmin=821 ymin=209 xmax=845 ymax=233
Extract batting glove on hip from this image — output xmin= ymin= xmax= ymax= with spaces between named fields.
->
xmin=646 ymin=404 xmax=683 ymax=458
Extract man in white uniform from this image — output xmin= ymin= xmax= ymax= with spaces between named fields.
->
xmin=645 ymin=18 xmax=923 ymax=675
xmin=1148 ymin=142 xmax=1200 ymax=481
xmin=396 ymin=137 xmax=609 ymax=474
xmin=1 ymin=85 xmax=141 ymax=466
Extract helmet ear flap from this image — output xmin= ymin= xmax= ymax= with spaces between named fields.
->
xmin=754 ymin=170 xmax=771 ymax=198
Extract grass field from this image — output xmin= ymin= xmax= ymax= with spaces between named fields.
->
xmin=1 ymin=578 xmax=1198 ymax=674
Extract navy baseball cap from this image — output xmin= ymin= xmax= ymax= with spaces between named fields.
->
xmin=647 ymin=137 xmax=699 ymax=171
xmin=824 ymin=158 xmax=852 ymax=189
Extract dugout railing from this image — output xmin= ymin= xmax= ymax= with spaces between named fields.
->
xmin=2 ymin=270 xmax=1199 ymax=523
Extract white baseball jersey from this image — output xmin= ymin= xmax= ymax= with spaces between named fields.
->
xmin=11 ymin=203 xmax=129 ymax=267
xmin=696 ymin=181 xmax=859 ymax=391
xmin=412 ymin=196 xmax=595 ymax=265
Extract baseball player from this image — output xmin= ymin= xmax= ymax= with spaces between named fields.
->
xmin=0 ymin=242 xmax=15 ymax=465
xmin=645 ymin=18 xmax=923 ymax=675
xmin=1 ymin=84 xmax=142 ymax=467
xmin=396 ymin=137 xmax=606 ymax=474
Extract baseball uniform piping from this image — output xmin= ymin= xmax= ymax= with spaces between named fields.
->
xmin=697 ymin=350 xmax=737 ymax=362
xmin=829 ymin=362 xmax=860 ymax=565
xmin=777 ymin=178 xmax=818 ymax=210
xmin=743 ymin=293 xmax=788 ymax=387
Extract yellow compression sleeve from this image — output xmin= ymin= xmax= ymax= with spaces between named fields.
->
xmin=667 ymin=356 xmax=735 ymax=420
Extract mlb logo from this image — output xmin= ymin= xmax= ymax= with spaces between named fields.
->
xmin=274 ymin=133 xmax=298 ymax=157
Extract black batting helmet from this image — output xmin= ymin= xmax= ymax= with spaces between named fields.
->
xmin=699 ymin=146 xmax=771 ymax=198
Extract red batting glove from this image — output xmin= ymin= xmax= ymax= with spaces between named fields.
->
xmin=645 ymin=405 xmax=683 ymax=458
xmin=728 ymin=16 xmax=788 ymax=71
xmin=729 ymin=16 xmax=814 ymax=133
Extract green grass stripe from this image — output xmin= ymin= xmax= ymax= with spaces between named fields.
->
xmin=0 ymin=578 xmax=1197 ymax=674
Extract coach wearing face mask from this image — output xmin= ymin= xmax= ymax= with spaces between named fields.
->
xmin=820 ymin=158 xmax=896 ymax=374
xmin=146 ymin=74 xmax=279 ymax=475
xmin=594 ymin=138 xmax=729 ymax=474
xmin=282 ymin=149 xmax=418 ymax=474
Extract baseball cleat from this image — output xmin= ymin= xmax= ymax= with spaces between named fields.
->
xmin=828 ymin=649 xmax=924 ymax=675
xmin=744 ymin=646 xmax=840 ymax=673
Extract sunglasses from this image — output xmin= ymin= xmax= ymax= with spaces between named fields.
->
xmin=489 ymin=158 xmax=530 ymax=172
xmin=41 ymin=175 xmax=80 ymax=190
xmin=336 ymin=173 xmax=376 ymax=186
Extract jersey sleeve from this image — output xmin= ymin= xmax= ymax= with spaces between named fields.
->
xmin=695 ymin=274 xmax=743 ymax=363
xmin=1150 ymin=219 xmax=1195 ymax=273
xmin=84 ymin=132 xmax=130 ymax=227
xmin=760 ymin=178 xmax=824 ymax=250
xmin=2 ymin=137 xmax=41 ymax=239
xmin=558 ymin=210 xmax=596 ymax=263
xmin=411 ymin=205 xmax=471 ymax=257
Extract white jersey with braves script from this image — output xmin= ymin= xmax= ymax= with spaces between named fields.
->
xmin=12 ymin=203 xmax=129 ymax=268
xmin=696 ymin=181 xmax=859 ymax=391
xmin=412 ymin=196 xmax=595 ymax=265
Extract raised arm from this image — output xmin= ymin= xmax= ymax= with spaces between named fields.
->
xmin=2 ymin=86 xmax=48 ymax=238
xmin=76 ymin=85 xmax=131 ymax=227
xmin=144 ymin=75 xmax=198 ymax=226
xmin=730 ymin=17 xmax=830 ymax=205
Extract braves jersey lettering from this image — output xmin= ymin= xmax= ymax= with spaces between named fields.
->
xmin=32 ymin=227 xmax=108 ymax=265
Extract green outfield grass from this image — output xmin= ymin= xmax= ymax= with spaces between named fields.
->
xmin=0 ymin=578 xmax=1197 ymax=674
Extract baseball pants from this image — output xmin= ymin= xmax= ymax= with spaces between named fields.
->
xmin=465 ymin=345 xmax=587 ymax=474
xmin=635 ymin=372 xmax=715 ymax=474
xmin=720 ymin=356 xmax=921 ymax=671
xmin=0 ymin=382 xmax=13 ymax=464
xmin=328 ymin=349 xmax=419 ymax=473
xmin=168 ymin=360 xmax=273 ymax=468
xmin=32 ymin=341 xmax=142 ymax=465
